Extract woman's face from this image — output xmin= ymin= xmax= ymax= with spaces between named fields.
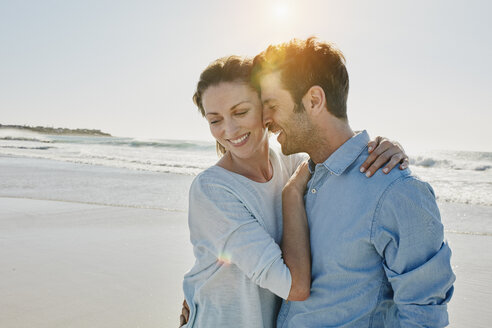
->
xmin=201 ymin=82 xmax=267 ymax=159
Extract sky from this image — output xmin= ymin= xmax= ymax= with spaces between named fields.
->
xmin=1 ymin=0 xmax=491 ymax=153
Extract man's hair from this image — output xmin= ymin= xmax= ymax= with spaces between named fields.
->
xmin=252 ymin=37 xmax=349 ymax=119
xmin=192 ymin=56 xmax=254 ymax=155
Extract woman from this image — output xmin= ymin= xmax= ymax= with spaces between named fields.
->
xmin=181 ymin=56 xmax=407 ymax=327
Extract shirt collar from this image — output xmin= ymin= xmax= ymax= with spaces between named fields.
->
xmin=308 ymin=130 xmax=370 ymax=176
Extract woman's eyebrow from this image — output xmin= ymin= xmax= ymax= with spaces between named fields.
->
xmin=230 ymin=101 xmax=251 ymax=110
xmin=205 ymin=100 xmax=251 ymax=116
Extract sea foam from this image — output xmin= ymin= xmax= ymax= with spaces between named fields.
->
xmin=1 ymin=133 xmax=491 ymax=206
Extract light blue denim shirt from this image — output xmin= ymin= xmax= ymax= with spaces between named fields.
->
xmin=277 ymin=130 xmax=455 ymax=328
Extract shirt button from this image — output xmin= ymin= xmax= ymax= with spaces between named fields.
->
xmin=311 ymin=188 xmax=317 ymax=194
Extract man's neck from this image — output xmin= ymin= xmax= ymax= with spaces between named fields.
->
xmin=307 ymin=120 xmax=355 ymax=164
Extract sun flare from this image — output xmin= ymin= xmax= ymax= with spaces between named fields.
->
xmin=273 ymin=2 xmax=290 ymax=19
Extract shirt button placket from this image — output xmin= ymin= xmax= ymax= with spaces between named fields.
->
xmin=309 ymin=168 xmax=331 ymax=198
xmin=308 ymin=169 xmax=320 ymax=198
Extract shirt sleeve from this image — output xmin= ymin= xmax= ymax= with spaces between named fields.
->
xmin=188 ymin=174 xmax=292 ymax=299
xmin=371 ymin=176 xmax=455 ymax=328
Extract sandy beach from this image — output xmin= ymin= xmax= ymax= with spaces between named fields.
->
xmin=0 ymin=197 xmax=193 ymax=328
xmin=1 ymin=155 xmax=491 ymax=327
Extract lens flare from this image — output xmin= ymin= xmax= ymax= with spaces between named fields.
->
xmin=218 ymin=252 xmax=231 ymax=265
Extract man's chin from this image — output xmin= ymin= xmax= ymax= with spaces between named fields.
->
xmin=280 ymin=143 xmax=295 ymax=156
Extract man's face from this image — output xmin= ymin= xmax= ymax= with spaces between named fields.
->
xmin=260 ymin=71 xmax=311 ymax=155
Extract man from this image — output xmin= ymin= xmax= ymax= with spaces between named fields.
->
xmin=250 ymin=37 xmax=455 ymax=327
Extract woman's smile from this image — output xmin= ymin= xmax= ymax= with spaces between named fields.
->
xmin=228 ymin=132 xmax=250 ymax=147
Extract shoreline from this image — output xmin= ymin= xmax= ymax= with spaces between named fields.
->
xmin=0 ymin=124 xmax=111 ymax=137
xmin=0 ymin=194 xmax=187 ymax=213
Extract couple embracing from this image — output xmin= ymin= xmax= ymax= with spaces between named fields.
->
xmin=180 ymin=37 xmax=455 ymax=327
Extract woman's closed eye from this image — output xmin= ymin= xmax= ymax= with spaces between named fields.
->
xmin=209 ymin=119 xmax=221 ymax=125
xmin=234 ymin=110 xmax=248 ymax=116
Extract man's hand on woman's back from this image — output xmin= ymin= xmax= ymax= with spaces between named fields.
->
xmin=179 ymin=299 xmax=189 ymax=327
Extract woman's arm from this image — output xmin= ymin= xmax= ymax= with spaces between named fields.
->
xmin=187 ymin=175 xmax=293 ymax=299
xmin=281 ymin=161 xmax=312 ymax=301
xmin=179 ymin=168 xmax=311 ymax=326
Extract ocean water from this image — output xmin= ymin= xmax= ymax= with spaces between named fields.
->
xmin=1 ymin=129 xmax=491 ymax=208
xmin=0 ymin=129 xmax=217 ymax=175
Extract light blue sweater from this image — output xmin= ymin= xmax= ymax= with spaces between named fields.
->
xmin=183 ymin=147 xmax=306 ymax=328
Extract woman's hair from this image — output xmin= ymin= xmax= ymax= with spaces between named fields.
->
xmin=193 ymin=56 xmax=254 ymax=156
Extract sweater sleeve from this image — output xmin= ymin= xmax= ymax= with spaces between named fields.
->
xmin=188 ymin=174 xmax=292 ymax=299
xmin=281 ymin=151 xmax=309 ymax=176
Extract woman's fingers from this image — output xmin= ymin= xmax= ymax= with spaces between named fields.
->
xmin=365 ymin=149 xmax=394 ymax=177
xmin=362 ymin=139 xmax=408 ymax=177
xmin=297 ymin=162 xmax=312 ymax=180
xmin=284 ymin=161 xmax=312 ymax=195
xmin=360 ymin=138 xmax=392 ymax=174
xmin=399 ymin=157 xmax=409 ymax=170
xmin=293 ymin=162 xmax=312 ymax=190
xmin=381 ymin=153 xmax=406 ymax=174
xmin=366 ymin=136 xmax=382 ymax=153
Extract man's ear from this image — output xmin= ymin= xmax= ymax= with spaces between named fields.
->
xmin=303 ymin=85 xmax=326 ymax=116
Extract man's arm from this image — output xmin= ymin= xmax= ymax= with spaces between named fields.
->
xmin=371 ymin=176 xmax=455 ymax=327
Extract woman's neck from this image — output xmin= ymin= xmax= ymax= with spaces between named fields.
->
xmin=217 ymin=140 xmax=272 ymax=183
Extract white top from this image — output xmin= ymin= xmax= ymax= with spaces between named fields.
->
xmin=182 ymin=147 xmax=306 ymax=328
